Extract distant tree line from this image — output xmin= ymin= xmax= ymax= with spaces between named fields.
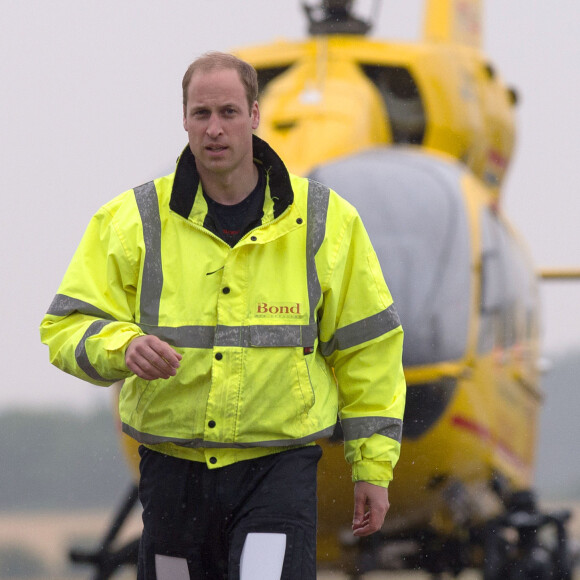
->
xmin=0 ymin=405 xmax=132 ymax=511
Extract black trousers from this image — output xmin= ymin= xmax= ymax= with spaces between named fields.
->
xmin=137 ymin=445 xmax=322 ymax=579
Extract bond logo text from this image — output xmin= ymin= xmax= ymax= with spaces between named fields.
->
xmin=256 ymin=302 xmax=302 ymax=317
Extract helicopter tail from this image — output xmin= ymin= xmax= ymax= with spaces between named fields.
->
xmin=423 ymin=0 xmax=482 ymax=48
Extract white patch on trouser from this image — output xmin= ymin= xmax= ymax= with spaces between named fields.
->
xmin=155 ymin=554 xmax=190 ymax=580
xmin=240 ymin=533 xmax=287 ymax=580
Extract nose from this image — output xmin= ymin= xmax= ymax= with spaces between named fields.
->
xmin=206 ymin=113 xmax=223 ymax=138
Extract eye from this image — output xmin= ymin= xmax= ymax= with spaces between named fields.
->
xmin=192 ymin=109 xmax=209 ymax=119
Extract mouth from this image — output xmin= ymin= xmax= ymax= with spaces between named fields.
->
xmin=205 ymin=144 xmax=227 ymax=153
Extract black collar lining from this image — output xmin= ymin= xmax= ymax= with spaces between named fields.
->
xmin=169 ymin=135 xmax=294 ymax=220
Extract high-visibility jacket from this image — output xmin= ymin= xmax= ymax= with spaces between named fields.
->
xmin=40 ymin=136 xmax=405 ymax=485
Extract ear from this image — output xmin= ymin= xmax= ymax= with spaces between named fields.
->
xmin=251 ymin=101 xmax=260 ymax=131
xmin=183 ymin=106 xmax=188 ymax=131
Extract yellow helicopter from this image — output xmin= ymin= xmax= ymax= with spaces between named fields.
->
xmin=70 ymin=0 xmax=579 ymax=578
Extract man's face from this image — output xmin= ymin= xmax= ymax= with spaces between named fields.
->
xmin=183 ymin=68 xmax=259 ymax=179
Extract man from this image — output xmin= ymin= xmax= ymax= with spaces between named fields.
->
xmin=40 ymin=52 xmax=405 ymax=579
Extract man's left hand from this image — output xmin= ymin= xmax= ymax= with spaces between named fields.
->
xmin=352 ymin=481 xmax=390 ymax=537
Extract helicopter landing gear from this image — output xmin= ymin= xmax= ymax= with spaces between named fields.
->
xmin=483 ymin=490 xmax=574 ymax=580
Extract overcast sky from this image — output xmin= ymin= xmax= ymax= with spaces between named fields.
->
xmin=1 ymin=0 xmax=579 ymax=410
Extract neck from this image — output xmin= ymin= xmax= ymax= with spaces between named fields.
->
xmin=199 ymin=163 xmax=259 ymax=206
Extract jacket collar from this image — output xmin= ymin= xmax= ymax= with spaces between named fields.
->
xmin=169 ymin=135 xmax=294 ymax=220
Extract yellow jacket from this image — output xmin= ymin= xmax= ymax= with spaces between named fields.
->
xmin=40 ymin=136 xmax=405 ymax=485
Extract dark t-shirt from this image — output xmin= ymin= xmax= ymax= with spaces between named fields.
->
xmin=203 ymin=165 xmax=266 ymax=247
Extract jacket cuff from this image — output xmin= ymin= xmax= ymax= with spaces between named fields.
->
xmin=352 ymin=459 xmax=393 ymax=486
xmin=90 ymin=324 xmax=145 ymax=378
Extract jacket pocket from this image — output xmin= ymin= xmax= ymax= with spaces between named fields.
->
xmin=133 ymin=379 xmax=157 ymax=414
xmin=295 ymin=355 xmax=315 ymax=413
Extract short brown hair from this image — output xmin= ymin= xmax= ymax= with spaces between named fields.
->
xmin=182 ymin=52 xmax=259 ymax=113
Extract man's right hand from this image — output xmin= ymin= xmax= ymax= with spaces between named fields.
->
xmin=125 ymin=335 xmax=182 ymax=380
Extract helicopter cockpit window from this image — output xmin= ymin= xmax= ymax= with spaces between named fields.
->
xmin=256 ymin=66 xmax=292 ymax=100
xmin=478 ymin=208 xmax=538 ymax=353
xmin=309 ymin=149 xmax=471 ymax=366
xmin=359 ymin=64 xmax=426 ymax=145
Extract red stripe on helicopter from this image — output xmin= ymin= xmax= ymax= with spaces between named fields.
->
xmin=487 ymin=149 xmax=508 ymax=169
xmin=450 ymin=415 xmax=528 ymax=470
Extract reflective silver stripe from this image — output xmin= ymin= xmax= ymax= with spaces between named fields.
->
xmin=47 ymin=294 xmax=114 ymax=320
xmin=240 ymin=533 xmax=286 ymax=580
xmin=140 ymin=323 xmax=318 ymax=349
xmin=155 ymin=555 xmax=189 ymax=580
xmin=122 ymin=422 xmax=335 ymax=448
xmin=215 ymin=324 xmax=318 ymax=347
xmin=341 ymin=416 xmax=403 ymax=444
xmin=75 ymin=320 xmax=118 ymax=382
xmin=49 ymin=295 xmax=120 ymax=382
xmin=134 ymin=181 xmax=163 ymax=326
xmin=306 ymin=180 xmax=330 ymax=327
xmin=142 ymin=324 xmax=214 ymax=348
xmin=319 ymin=303 xmax=401 ymax=357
